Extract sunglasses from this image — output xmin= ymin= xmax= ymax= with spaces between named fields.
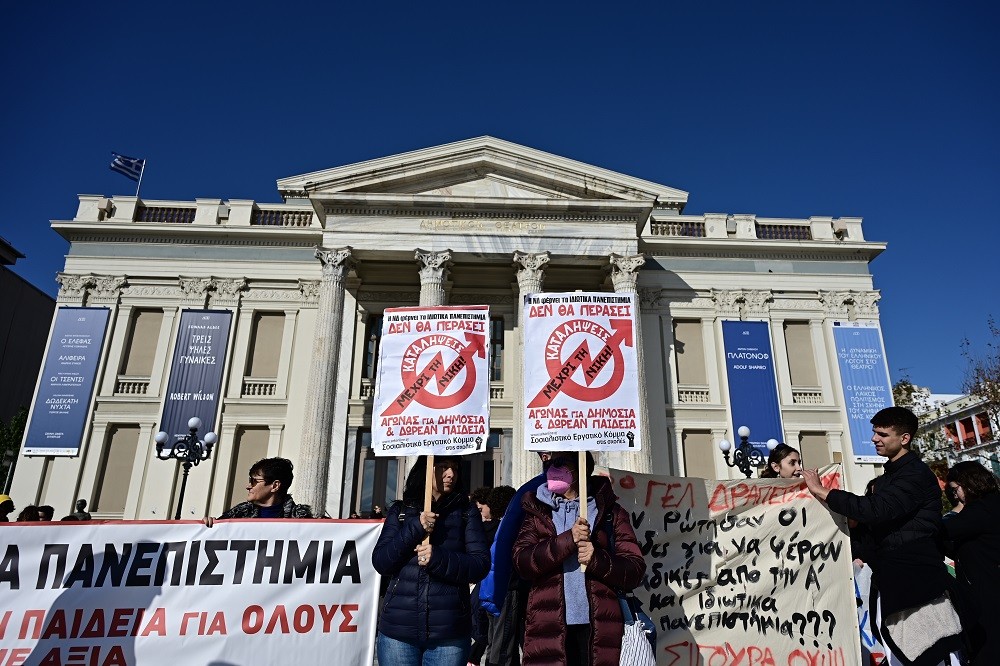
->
xmin=248 ymin=477 xmax=269 ymax=486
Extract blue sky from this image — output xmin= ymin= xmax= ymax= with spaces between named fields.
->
xmin=2 ymin=1 xmax=996 ymax=393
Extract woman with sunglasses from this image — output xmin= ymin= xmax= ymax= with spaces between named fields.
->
xmin=373 ymin=455 xmax=491 ymax=666
xmin=513 ymin=451 xmax=645 ymax=665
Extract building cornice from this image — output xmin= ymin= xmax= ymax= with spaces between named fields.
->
xmin=51 ymin=222 xmax=322 ymax=248
xmin=316 ymin=192 xmax=656 ymax=226
xmin=276 ymin=136 xmax=690 ymax=206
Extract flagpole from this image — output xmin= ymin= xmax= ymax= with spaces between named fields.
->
xmin=135 ymin=160 xmax=146 ymax=199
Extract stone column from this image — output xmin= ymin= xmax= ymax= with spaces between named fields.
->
xmin=297 ymin=247 xmax=354 ymax=511
xmin=512 ymin=251 xmax=550 ymax=487
xmin=604 ymin=254 xmax=653 ymax=474
xmin=415 ymin=249 xmax=451 ymax=307
xmin=399 ymin=250 xmax=454 ymax=483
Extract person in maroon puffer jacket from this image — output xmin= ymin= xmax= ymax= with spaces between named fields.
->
xmin=513 ymin=452 xmax=646 ymax=666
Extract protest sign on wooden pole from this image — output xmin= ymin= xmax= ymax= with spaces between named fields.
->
xmin=371 ymin=305 xmax=491 ymax=543
xmin=522 ymin=292 xmax=642 ymax=572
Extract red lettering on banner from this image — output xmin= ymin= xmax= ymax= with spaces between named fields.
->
xmin=339 ymin=604 xmax=358 ymax=633
xmin=786 ymin=647 xmax=845 ymax=666
xmin=40 ymin=609 xmax=67 ymax=639
xmin=81 ymin=609 xmax=105 ymax=638
xmin=206 ymin=612 xmax=227 ymax=635
xmin=19 ymin=610 xmax=44 ymax=639
xmin=319 ymin=604 xmax=339 ymax=632
xmin=293 ymin=605 xmax=314 ymax=633
xmin=0 ymin=648 xmax=30 ymax=666
xmin=707 ymin=471 xmax=842 ymax=513
xmin=139 ymin=608 xmax=166 ymax=637
xmin=108 ymin=608 xmax=133 ymax=637
xmin=0 ymin=610 xmax=10 ymax=640
xmin=663 ymin=641 xmax=778 ymax=666
xmin=33 ymin=645 xmax=128 ymax=666
xmin=645 ymin=480 xmax=696 ymax=509
xmin=265 ymin=605 xmax=290 ymax=634
xmin=180 ymin=611 xmax=199 ymax=636
xmin=242 ymin=605 xmax=264 ymax=634
xmin=239 ymin=603 xmax=359 ymax=634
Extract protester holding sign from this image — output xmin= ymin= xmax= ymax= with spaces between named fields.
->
xmin=943 ymin=461 xmax=1000 ymax=665
xmin=373 ymin=455 xmax=490 ymax=666
xmin=513 ymin=451 xmax=645 ymax=666
xmin=803 ymin=406 xmax=964 ymax=665
xmin=759 ymin=443 xmax=803 ymax=479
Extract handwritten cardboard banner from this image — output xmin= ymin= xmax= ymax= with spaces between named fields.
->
xmin=609 ymin=466 xmax=860 ymax=666
xmin=372 ymin=305 xmax=491 ymax=456
xmin=0 ymin=520 xmax=381 ymax=666
xmin=523 ymin=292 xmax=642 ymax=452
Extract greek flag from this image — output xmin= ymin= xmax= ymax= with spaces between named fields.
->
xmin=109 ymin=152 xmax=145 ymax=182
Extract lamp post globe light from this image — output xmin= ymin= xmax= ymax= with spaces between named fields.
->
xmin=717 ymin=426 xmax=780 ymax=479
xmin=154 ymin=417 xmax=218 ymax=520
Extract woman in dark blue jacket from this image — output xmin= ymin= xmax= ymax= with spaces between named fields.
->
xmin=372 ymin=456 xmax=491 ymax=666
xmin=944 ymin=461 xmax=1000 ymax=666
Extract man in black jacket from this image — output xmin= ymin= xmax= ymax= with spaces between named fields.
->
xmin=803 ymin=406 xmax=963 ymax=665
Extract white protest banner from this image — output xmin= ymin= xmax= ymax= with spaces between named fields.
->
xmin=609 ymin=465 xmax=860 ymax=666
xmin=372 ymin=305 xmax=490 ymax=457
xmin=523 ymin=292 xmax=641 ymax=452
xmin=0 ymin=520 xmax=381 ymax=666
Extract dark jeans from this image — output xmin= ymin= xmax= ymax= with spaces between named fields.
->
xmin=566 ymin=624 xmax=592 ymax=666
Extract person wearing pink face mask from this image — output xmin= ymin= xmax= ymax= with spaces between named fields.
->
xmin=513 ymin=452 xmax=645 ymax=666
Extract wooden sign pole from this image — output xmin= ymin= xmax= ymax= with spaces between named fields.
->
xmin=422 ymin=454 xmax=434 ymax=546
xmin=579 ymin=450 xmax=589 ymax=572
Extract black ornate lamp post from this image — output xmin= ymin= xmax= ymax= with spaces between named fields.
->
xmin=717 ymin=425 xmax=779 ymax=479
xmin=154 ymin=417 xmax=217 ymax=520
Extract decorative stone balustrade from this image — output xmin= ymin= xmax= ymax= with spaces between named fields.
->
xmin=755 ymin=222 xmax=812 ymax=240
xmin=136 ymin=205 xmax=196 ymax=224
xmin=251 ymin=209 xmax=314 ymax=227
xmin=649 ymin=220 xmax=706 ymax=237
xmin=242 ymin=378 xmax=277 ymax=397
xmin=490 ymin=382 xmax=505 ymax=400
xmin=114 ymin=376 xmax=150 ymax=395
xmin=677 ymin=385 xmax=711 ymax=403
xmin=791 ymin=388 xmax=824 ymax=405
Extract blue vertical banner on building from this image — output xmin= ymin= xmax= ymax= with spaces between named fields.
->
xmin=722 ymin=320 xmax=784 ymax=452
xmin=159 ymin=310 xmax=232 ymax=441
xmin=23 ymin=307 xmax=110 ymax=456
xmin=833 ymin=321 xmax=893 ymax=462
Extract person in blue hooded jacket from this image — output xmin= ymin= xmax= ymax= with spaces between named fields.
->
xmin=373 ymin=455 xmax=491 ymax=666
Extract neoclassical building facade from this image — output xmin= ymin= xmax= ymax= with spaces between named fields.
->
xmin=11 ymin=137 xmax=887 ymax=519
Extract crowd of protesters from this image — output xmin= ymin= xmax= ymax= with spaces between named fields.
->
xmin=6 ymin=411 xmax=1000 ymax=666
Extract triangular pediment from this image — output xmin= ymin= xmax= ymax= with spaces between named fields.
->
xmin=276 ymin=136 xmax=688 ymax=208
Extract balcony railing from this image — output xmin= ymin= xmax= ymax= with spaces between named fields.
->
xmin=251 ymin=209 xmax=313 ymax=227
xmin=650 ymin=220 xmax=706 ymax=237
xmin=360 ymin=378 xmax=375 ymax=399
xmin=115 ymin=376 xmax=150 ymax=395
xmin=135 ymin=206 xmax=196 ymax=224
xmin=677 ymin=385 xmax=711 ymax=403
xmin=490 ymin=382 xmax=505 ymax=400
xmin=791 ymin=388 xmax=824 ymax=405
xmin=755 ymin=223 xmax=812 ymax=240
xmin=242 ymin=378 xmax=277 ymax=397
